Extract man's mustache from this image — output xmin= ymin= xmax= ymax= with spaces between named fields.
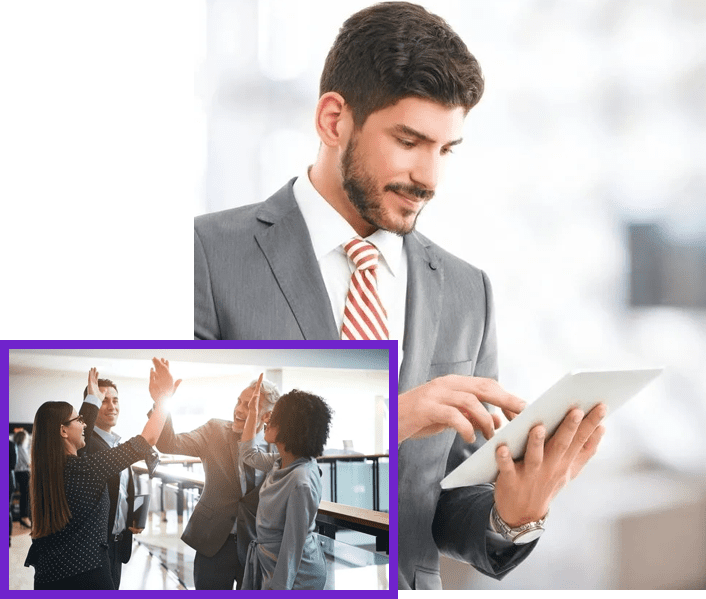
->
xmin=385 ymin=182 xmax=434 ymax=201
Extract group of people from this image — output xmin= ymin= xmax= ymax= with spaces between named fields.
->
xmin=22 ymin=360 xmax=334 ymax=590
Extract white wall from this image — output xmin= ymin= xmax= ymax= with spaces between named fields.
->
xmin=9 ymin=349 xmax=390 ymax=454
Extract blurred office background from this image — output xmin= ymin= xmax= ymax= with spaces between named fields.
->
xmin=198 ymin=0 xmax=706 ymax=590
xmin=8 ymin=347 xmax=390 ymax=589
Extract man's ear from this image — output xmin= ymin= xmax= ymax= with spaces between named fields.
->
xmin=261 ymin=410 xmax=272 ymax=424
xmin=315 ymin=91 xmax=353 ymax=147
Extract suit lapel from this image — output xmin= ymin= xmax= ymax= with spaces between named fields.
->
xmin=400 ymin=232 xmax=444 ymax=392
xmin=254 ymin=181 xmax=338 ymax=339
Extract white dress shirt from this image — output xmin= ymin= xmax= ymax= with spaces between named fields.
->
xmin=93 ymin=426 xmax=130 ymax=535
xmin=296 ymin=172 xmax=521 ymax=546
xmin=293 ymin=169 xmax=407 ymax=370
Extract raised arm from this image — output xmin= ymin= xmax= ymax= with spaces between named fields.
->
xmin=78 ymin=367 xmax=104 ymax=451
xmin=241 ymin=372 xmax=263 ymax=443
xmin=140 ymin=358 xmax=182 ymax=446
xmin=240 ymin=373 xmax=278 ymax=470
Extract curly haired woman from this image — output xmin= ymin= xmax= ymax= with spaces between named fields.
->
xmin=239 ymin=374 xmax=333 ymax=590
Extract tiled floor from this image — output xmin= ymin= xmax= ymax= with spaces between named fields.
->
xmin=9 ymin=509 xmax=388 ymax=590
xmin=9 ymin=515 xmax=187 ymax=590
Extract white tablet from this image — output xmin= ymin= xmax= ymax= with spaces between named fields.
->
xmin=440 ymin=368 xmax=663 ymax=489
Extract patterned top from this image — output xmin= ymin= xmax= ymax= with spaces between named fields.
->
xmin=25 ymin=435 xmax=151 ymax=583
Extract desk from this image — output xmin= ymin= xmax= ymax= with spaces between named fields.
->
xmin=132 ymin=462 xmax=203 ymax=522
xmin=132 ymin=461 xmax=388 ymax=553
xmin=143 ymin=454 xmax=390 ymax=511
xmin=316 ymin=500 xmax=389 ymax=553
xmin=156 ymin=455 xmax=201 ymax=470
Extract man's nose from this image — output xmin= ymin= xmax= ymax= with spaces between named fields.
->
xmin=410 ymin=151 xmax=441 ymax=192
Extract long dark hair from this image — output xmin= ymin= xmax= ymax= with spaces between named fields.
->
xmin=30 ymin=401 xmax=73 ymax=538
xmin=320 ymin=2 xmax=484 ymax=128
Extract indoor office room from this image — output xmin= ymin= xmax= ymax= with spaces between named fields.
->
xmin=8 ymin=346 xmax=391 ymax=590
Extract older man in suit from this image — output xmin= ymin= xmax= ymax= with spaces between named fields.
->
xmin=155 ymin=378 xmax=279 ymax=590
xmin=194 ymin=2 xmax=607 ymax=590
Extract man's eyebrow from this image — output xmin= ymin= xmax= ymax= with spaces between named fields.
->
xmin=393 ymin=124 xmax=463 ymax=146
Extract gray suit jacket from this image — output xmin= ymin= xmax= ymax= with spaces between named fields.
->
xmin=155 ymin=416 xmax=264 ymax=567
xmin=194 ymin=179 xmax=536 ymax=589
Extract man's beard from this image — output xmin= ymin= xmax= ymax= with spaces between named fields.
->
xmin=340 ymin=136 xmax=434 ymax=236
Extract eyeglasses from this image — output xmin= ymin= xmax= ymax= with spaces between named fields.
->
xmin=62 ymin=414 xmax=85 ymax=426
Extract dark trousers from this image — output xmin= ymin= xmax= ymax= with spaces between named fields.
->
xmin=194 ymin=534 xmax=242 ymax=590
xmin=34 ymin=549 xmax=114 ymax=589
xmin=106 ymin=534 xmax=124 ymax=590
xmin=15 ymin=471 xmax=30 ymax=519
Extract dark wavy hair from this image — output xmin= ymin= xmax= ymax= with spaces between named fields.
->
xmin=269 ymin=390 xmax=333 ymax=458
xmin=320 ymin=1 xmax=484 ymax=128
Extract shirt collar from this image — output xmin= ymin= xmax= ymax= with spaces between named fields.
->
xmin=93 ymin=426 xmax=120 ymax=446
xmin=293 ymin=168 xmax=404 ymax=276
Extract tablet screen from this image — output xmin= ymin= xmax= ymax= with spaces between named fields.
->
xmin=440 ymin=368 xmax=663 ymax=489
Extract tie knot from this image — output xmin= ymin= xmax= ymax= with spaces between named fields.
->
xmin=344 ymin=236 xmax=379 ymax=271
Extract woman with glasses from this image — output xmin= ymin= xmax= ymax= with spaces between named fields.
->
xmin=24 ymin=359 xmax=181 ymax=589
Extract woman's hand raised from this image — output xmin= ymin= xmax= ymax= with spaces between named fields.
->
xmin=87 ymin=367 xmax=105 ymax=401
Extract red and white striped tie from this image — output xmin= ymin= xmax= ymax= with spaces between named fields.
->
xmin=341 ymin=236 xmax=389 ymax=340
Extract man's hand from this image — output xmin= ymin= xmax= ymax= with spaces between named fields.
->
xmin=242 ymin=373 xmax=264 ymax=442
xmin=247 ymin=373 xmax=264 ymax=421
xmin=128 ymin=527 xmax=144 ymax=535
xmin=493 ymin=403 xmax=607 ymax=527
xmin=149 ymin=358 xmax=182 ymax=403
xmin=398 ymin=375 xmax=526 ymax=444
xmin=87 ymin=367 xmax=105 ymax=401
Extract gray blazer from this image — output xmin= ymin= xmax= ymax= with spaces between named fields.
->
xmin=194 ymin=179 xmax=536 ymax=589
xmin=155 ymin=416 xmax=264 ymax=565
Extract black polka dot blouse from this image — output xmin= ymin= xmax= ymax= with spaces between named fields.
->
xmin=24 ymin=435 xmax=152 ymax=583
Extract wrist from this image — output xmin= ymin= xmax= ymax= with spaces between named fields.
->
xmin=397 ymin=393 xmax=412 ymax=443
xmin=490 ymin=503 xmax=547 ymax=545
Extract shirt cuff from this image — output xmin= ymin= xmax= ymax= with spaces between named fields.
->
xmin=84 ymin=394 xmax=102 ymax=409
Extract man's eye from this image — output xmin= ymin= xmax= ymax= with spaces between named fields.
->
xmin=398 ymin=138 xmax=415 ymax=148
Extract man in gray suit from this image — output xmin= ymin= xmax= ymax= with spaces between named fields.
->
xmin=155 ymin=378 xmax=280 ymax=590
xmin=194 ymin=2 xmax=606 ymax=589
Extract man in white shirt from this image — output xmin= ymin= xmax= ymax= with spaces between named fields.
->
xmin=79 ymin=378 xmax=141 ymax=590
xmin=194 ymin=2 xmax=606 ymax=589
